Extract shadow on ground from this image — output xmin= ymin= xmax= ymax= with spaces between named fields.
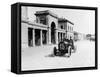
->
xmin=45 ymin=53 xmax=70 ymax=58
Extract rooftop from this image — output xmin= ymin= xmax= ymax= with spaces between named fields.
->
xmin=58 ymin=18 xmax=74 ymax=25
xmin=35 ymin=10 xmax=74 ymax=25
xmin=35 ymin=10 xmax=58 ymax=18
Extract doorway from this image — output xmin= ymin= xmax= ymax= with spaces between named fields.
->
xmin=42 ymin=30 xmax=47 ymax=45
xmin=51 ymin=22 xmax=56 ymax=44
xmin=28 ymin=28 xmax=33 ymax=47
xmin=35 ymin=29 xmax=41 ymax=46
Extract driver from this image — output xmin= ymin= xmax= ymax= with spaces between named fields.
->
xmin=63 ymin=37 xmax=69 ymax=44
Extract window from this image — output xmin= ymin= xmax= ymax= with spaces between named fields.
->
xmin=61 ymin=25 xmax=63 ymax=29
xmin=40 ymin=16 xmax=46 ymax=25
xmin=36 ymin=17 xmax=39 ymax=23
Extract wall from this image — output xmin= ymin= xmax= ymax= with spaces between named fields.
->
xmin=21 ymin=6 xmax=28 ymax=21
xmin=58 ymin=22 xmax=67 ymax=30
xmin=21 ymin=22 xmax=28 ymax=48
xmin=0 ymin=0 xmax=99 ymax=77
xmin=47 ymin=15 xmax=58 ymax=44
xmin=48 ymin=15 xmax=58 ymax=28
xmin=67 ymin=22 xmax=74 ymax=39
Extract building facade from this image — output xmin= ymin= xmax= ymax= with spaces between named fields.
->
xmin=21 ymin=7 xmax=74 ymax=48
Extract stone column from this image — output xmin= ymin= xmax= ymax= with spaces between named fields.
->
xmin=46 ymin=29 xmax=49 ymax=44
xmin=62 ymin=33 xmax=63 ymax=40
xmin=32 ymin=29 xmax=35 ymax=46
xmin=40 ymin=30 xmax=43 ymax=46
xmin=46 ymin=30 xmax=48 ymax=44
xmin=66 ymin=31 xmax=67 ymax=39
xmin=55 ymin=29 xmax=58 ymax=44
xmin=48 ymin=27 xmax=51 ymax=44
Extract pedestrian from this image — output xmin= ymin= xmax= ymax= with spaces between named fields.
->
xmin=69 ymin=36 xmax=74 ymax=49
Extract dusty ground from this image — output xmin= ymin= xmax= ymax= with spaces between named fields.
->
xmin=21 ymin=40 xmax=95 ymax=71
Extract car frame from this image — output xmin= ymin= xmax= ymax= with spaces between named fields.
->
xmin=53 ymin=38 xmax=76 ymax=57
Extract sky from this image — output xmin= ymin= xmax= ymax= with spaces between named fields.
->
xmin=22 ymin=6 xmax=95 ymax=35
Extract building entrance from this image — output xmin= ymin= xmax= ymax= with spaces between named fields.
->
xmin=42 ymin=30 xmax=47 ymax=45
xmin=51 ymin=22 xmax=56 ymax=44
xmin=35 ymin=29 xmax=41 ymax=46
xmin=28 ymin=28 xmax=33 ymax=47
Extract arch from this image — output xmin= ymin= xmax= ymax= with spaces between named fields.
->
xmin=51 ymin=22 xmax=56 ymax=44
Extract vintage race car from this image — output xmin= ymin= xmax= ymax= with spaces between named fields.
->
xmin=53 ymin=39 xmax=76 ymax=57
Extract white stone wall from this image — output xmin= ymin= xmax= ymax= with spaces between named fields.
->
xmin=21 ymin=22 xmax=28 ymax=48
xmin=58 ymin=22 xmax=67 ymax=30
xmin=47 ymin=15 xmax=58 ymax=28
xmin=21 ymin=6 xmax=29 ymax=48
xmin=67 ymin=22 xmax=74 ymax=39
xmin=21 ymin=7 xmax=74 ymax=47
xmin=47 ymin=15 xmax=58 ymax=44
xmin=21 ymin=6 xmax=28 ymax=21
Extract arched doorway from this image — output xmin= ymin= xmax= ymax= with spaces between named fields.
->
xmin=51 ymin=22 xmax=56 ymax=44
